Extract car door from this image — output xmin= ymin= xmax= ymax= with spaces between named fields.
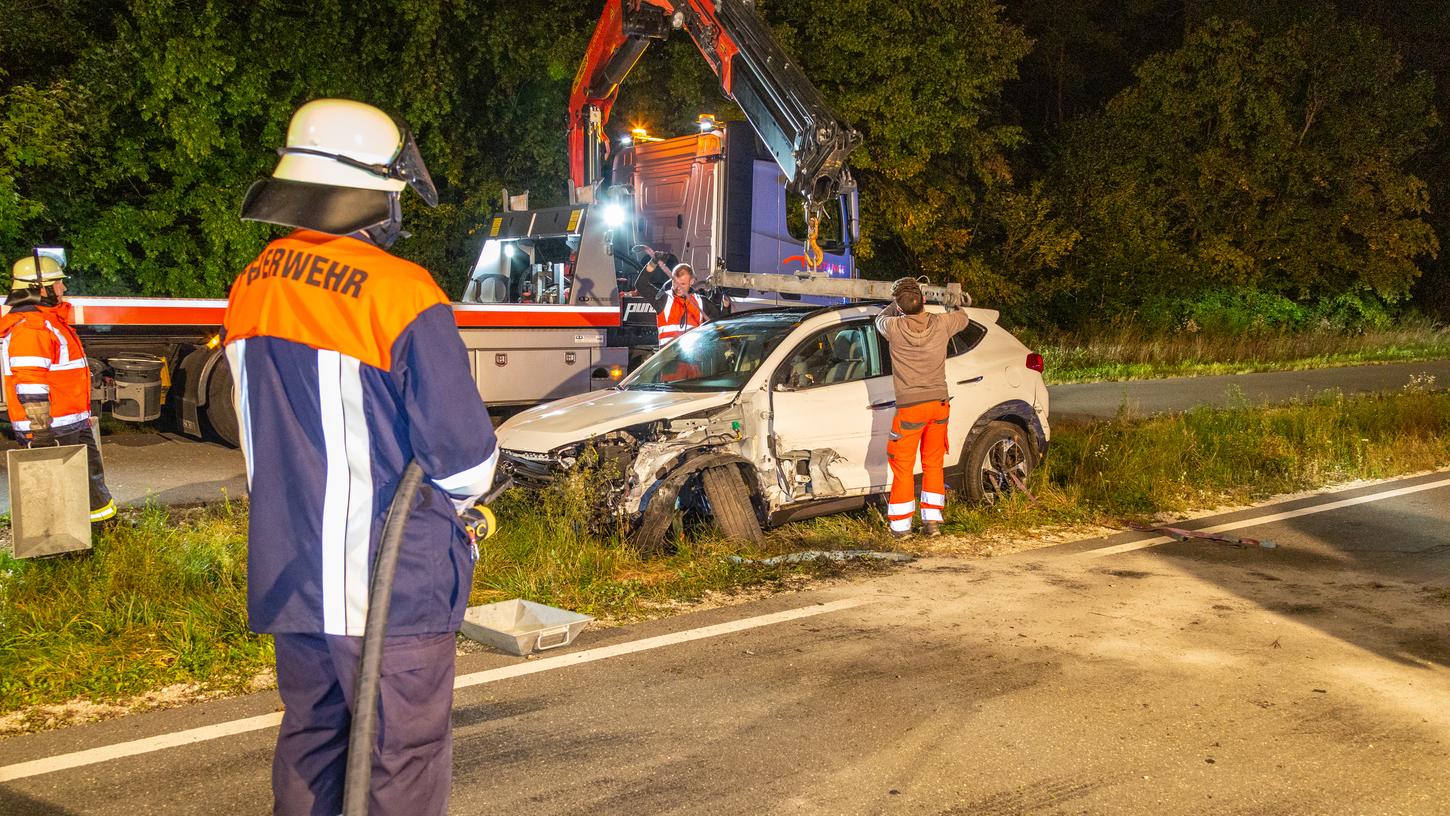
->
xmin=769 ymin=320 xmax=890 ymax=499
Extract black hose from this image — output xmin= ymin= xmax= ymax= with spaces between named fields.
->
xmin=342 ymin=460 xmax=425 ymax=816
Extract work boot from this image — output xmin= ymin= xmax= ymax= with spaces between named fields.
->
xmin=890 ymin=527 xmax=914 ymax=540
xmin=922 ymin=521 xmax=942 ymax=538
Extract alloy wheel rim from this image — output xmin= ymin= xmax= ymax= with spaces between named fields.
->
xmin=980 ymin=437 xmax=1028 ymax=505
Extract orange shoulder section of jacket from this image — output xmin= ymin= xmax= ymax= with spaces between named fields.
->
xmin=222 ymin=230 xmax=448 ymax=371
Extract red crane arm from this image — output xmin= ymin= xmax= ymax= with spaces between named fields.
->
xmin=566 ymin=0 xmax=858 ymax=211
xmin=567 ymin=0 xmax=673 ymax=194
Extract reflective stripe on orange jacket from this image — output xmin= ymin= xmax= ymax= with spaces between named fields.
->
xmin=0 ymin=303 xmax=92 ymax=434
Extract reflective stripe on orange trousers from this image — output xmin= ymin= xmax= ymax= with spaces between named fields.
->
xmin=887 ymin=400 xmax=950 ymax=531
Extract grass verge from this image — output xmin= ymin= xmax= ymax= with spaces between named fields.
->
xmin=1023 ymin=325 xmax=1450 ymax=384
xmin=2 ymin=389 xmax=1448 ymax=722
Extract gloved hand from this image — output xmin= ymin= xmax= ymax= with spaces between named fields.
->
xmin=943 ymin=289 xmax=967 ymax=309
xmin=459 ymin=503 xmax=498 ymax=546
xmin=22 ymin=402 xmax=56 ymax=447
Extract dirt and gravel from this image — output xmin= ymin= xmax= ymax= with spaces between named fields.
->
xmin=3 ymin=471 xmax=1446 ymax=815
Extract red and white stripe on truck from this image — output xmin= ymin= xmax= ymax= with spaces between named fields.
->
xmin=4 ymin=298 xmax=629 ymax=447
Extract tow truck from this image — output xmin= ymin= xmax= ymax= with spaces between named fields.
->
xmin=4 ymin=0 xmax=901 ymax=445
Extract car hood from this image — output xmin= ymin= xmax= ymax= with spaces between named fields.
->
xmin=497 ymin=388 xmax=738 ymax=453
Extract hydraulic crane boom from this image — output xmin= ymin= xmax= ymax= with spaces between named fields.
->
xmin=568 ymin=0 xmax=861 ymax=229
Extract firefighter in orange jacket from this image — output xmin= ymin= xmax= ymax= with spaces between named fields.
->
xmin=232 ymin=99 xmax=499 ymax=816
xmin=1 ymin=252 xmax=116 ymax=522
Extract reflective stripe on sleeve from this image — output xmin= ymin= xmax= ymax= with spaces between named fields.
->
xmin=225 ymin=340 xmax=254 ymax=487
xmin=12 ymin=411 xmax=91 ymax=432
xmin=14 ymin=384 xmax=50 ymax=395
xmin=434 ymin=447 xmax=499 ymax=506
xmin=7 ymin=356 xmax=51 ymax=369
xmin=51 ymin=358 xmax=89 ymax=371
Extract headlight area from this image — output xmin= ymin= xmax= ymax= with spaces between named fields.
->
xmin=499 ymin=423 xmax=662 ymax=490
xmin=498 ymin=447 xmax=575 ymax=488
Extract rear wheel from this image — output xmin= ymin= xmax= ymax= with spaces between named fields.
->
xmin=960 ymin=421 xmax=1034 ymax=505
xmin=204 ymin=360 xmax=240 ymax=448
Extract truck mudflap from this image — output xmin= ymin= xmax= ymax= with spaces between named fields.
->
xmin=173 ymin=345 xmax=227 ymax=440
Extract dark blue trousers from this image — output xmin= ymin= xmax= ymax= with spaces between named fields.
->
xmin=271 ymin=632 xmax=456 ymax=816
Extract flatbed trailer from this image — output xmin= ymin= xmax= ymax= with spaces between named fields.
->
xmin=0 ymin=297 xmax=629 ymax=446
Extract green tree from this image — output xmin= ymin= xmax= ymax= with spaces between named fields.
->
xmin=0 ymin=0 xmax=593 ymax=297
xmin=753 ymin=0 xmax=1070 ymax=304
xmin=1054 ymin=15 xmax=1439 ymax=322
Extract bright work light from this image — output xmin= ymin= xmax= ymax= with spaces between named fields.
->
xmin=602 ymin=203 xmax=628 ymax=228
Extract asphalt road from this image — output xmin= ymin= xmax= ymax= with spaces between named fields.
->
xmin=3 ymin=471 xmax=1447 ymax=815
xmin=0 ymin=360 xmax=1445 ymax=514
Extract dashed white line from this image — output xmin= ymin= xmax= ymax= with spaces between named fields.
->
xmin=0 ymin=597 xmax=870 ymax=783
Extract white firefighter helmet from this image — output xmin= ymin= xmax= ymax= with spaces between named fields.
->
xmin=11 ymin=251 xmax=66 ymax=290
xmin=241 ymin=99 xmax=438 ymax=236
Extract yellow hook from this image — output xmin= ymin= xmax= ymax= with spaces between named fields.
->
xmin=805 ymin=215 xmax=824 ymax=273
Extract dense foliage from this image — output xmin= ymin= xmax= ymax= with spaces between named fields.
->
xmin=1052 ymin=17 xmax=1438 ymax=321
xmin=0 ymin=0 xmax=1445 ymax=329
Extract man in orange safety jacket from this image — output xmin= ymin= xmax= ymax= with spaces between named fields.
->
xmin=645 ymin=263 xmax=725 ymax=346
xmin=0 ymin=251 xmax=116 ymax=522
xmin=874 ymin=277 xmax=968 ymax=538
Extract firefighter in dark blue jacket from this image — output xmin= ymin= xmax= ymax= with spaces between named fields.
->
xmin=225 ymin=98 xmax=498 ymax=816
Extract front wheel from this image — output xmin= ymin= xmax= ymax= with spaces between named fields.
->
xmin=959 ymin=421 xmax=1035 ymax=505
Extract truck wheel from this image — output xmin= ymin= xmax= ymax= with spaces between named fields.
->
xmin=701 ymin=465 xmax=764 ymax=544
xmin=205 ymin=362 xmax=240 ymax=448
xmin=960 ymin=421 xmax=1034 ymax=506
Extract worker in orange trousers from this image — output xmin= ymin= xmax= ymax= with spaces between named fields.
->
xmin=875 ymin=277 xmax=968 ymax=537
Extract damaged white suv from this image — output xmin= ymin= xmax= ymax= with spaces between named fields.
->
xmin=496 ymin=303 xmax=1050 ymax=552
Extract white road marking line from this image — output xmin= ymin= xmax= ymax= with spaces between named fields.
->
xmin=453 ymin=597 xmax=870 ymax=690
xmin=0 ymin=597 xmax=870 ymax=784
xmin=1077 ymin=475 xmax=1450 ymax=559
xmin=0 ymin=712 xmax=285 ymax=784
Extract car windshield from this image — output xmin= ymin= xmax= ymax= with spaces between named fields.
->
xmin=621 ymin=312 xmax=805 ymax=393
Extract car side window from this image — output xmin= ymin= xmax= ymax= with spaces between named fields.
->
xmin=948 ymin=321 xmax=988 ymax=357
xmin=781 ymin=322 xmax=884 ymax=390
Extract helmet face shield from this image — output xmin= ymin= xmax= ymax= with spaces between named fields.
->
xmin=241 ymin=178 xmax=395 ymax=236
xmin=392 ymin=123 xmax=438 ymax=207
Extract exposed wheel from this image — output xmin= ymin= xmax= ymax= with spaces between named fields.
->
xmin=204 ymin=359 xmax=240 ymax=448
xmin=632 ymin=463 xmax=764 ymax=557
xmin=701 ymin=464 xmax=764 ymax=544
xmin=960 ymin=421 xmax=1034 ymax=506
